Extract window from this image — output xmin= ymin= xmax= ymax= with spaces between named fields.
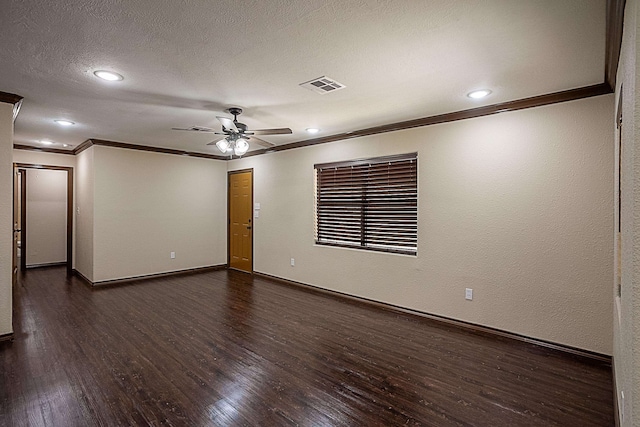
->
xmin=314 ymin=153 xmax=417 ymax=255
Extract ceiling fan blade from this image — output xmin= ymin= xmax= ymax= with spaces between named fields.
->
xmin=248 ymin=128 xmax=293 ymax=135
xmin=206 ymin=135 xmax=229 ymax=145
xmin=216 ymin=116 xmax=238 ymax=132
xmin=249 ymin=136 xmax=275 ymax=148
xmin=171 ymin=126 xmax=217 ymax=133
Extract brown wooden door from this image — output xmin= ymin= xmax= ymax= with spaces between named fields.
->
xmin=229 ymin=170 xmax=253 ymax=272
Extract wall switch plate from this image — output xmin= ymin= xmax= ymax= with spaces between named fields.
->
xmin=290 ymin=258 xmax=295 ymax=266
xmin=465 ymin=288 xmax=473 ymax=300
xmin=170 ymin=252 xmax=176 ymax=259
xmin=254 ymin=203 xmax=261 ymax=210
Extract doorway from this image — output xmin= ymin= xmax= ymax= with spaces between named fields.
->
xmin=228 ymin=169 xmax=253 ymax=273
xmin=12 ymin=163 xmax=73 ymax=283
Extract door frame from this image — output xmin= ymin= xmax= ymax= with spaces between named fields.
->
xmin=227 ymin=168 xmax=254 ymax=273
xmin=12 ymin=168 xmax=26 ymax=284
xmin=18 ymin=168 xmax=26 ymax=272
xmin=13 ymin=163 xmax=74 ymax=275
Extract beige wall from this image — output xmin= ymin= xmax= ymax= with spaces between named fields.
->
xmin=0 ymin=103 xmax=14 ymax=336
xmin=11 ymin=146 xmax=229 ymax=283
xmin=229 ymin=95 xmax=614 ymax=355
xmin=13 ymin=149 xmax=76 ymax=168
xmin=25 ymin=169 xmax=67 ymax=266
xmin=92 ymin=146 xmax=227 ymax=282
xmin=614 ymin=0 xmax=640 ymax=424
xmin=75 ymin=147 xmax=94 ymax=281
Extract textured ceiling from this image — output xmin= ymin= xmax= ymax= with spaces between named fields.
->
xmin=0 ymin=0 xmax=606 ymax=154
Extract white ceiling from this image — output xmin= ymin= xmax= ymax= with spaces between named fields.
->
xmin=1 ymin=0 xmax=606 ymax=154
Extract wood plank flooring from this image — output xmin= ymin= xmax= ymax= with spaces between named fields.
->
xmin=0 ymin=267 xmax=613 ymax=426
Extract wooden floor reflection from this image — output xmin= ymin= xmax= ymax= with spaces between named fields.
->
xmin=0 ymin=267 xmax=613 ymax=426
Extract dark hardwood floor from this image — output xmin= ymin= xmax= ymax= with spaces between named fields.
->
xmin=0 ymin=267 xmax=613 ymax=426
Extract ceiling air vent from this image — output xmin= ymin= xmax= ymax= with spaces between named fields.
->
xmin=299 ymin=76 xmax=346 ymax=95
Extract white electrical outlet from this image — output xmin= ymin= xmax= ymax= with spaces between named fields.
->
xmin=290 ymin=258 xmax=295 ymax=266
xmin=170 ymin=252 xmax=176 ymax=259
xmin=465 ymin=288 xmax=473 ymax=300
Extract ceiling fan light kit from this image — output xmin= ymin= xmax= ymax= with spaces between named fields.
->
xmin=173 ymin=107 xmax=292 ymax=156
xmin=216 ymin=135 xmax=249 ymax=156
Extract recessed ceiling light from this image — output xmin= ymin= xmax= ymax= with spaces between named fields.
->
xmin=41 ymin=140 xmax=53 ymax=145
xmin=62 ymin=144 xmax=69 ymax=148
xmin=54 ymin=119 xmax=75 ymax=126
xmin=94 ymin=70 xmax=124 ymax=81
xmin=306 ymin=128 xmax=320 ymax=134
xmin=467 ymin=89 xmax=492 ymax=99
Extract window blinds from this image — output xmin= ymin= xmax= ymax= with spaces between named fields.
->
xmin=315 ymin=153 xmax=417 ymax=255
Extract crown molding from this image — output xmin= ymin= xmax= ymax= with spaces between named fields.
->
xmin=0 ymin=91 xmax=22 ymax=105
xmin=72 ymin=139 xmax=93 ymax=155
xmin=14 ymin=139 xmax=228 ymax=160
xmin=246 ymin=84 xmax=612 ymax=156
xmin=0 ymin=91 xmax=24 ymax=123
xmin=13 ymin=83 xmax=613 ymax=161
xmin=73 ymin=139 xmax=228 ymax=160
xmin=13 ymin=144 xmax=75 ymax=155
xmin=12 ymin=83 xmax=614 ymax=161
xmin=606 ymin=0 xmax=626 ymax=89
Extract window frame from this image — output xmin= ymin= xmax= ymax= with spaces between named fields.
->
xmin=314 ymin=152 xmax=418 ymax=256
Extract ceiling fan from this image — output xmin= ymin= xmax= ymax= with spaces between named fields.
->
xmin=172 ymin=107 xmax=292 ymax=156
